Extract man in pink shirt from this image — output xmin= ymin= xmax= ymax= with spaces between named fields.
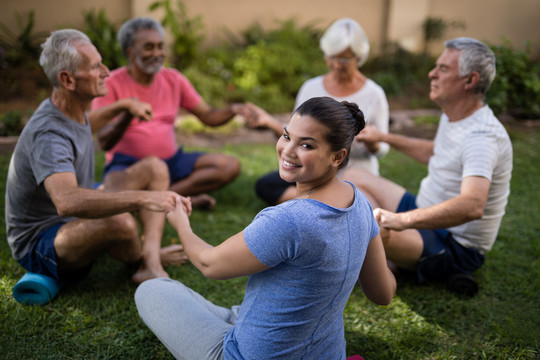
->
xmin=91 ymin=17 xmax=251 ymax=209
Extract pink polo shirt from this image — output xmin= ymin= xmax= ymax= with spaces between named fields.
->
xmin=92 ymin=67 xmax=202 ymax=163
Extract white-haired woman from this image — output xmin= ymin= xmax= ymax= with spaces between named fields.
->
xmin=252 ymin=18 xmax=390 ymax=205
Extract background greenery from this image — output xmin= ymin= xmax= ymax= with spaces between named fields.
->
xmin=1 ymin=3 xmax=539 ymax=123
xmin=1 ymin=126 xmax=539 ymax=359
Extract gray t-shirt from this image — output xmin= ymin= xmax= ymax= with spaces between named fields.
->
xmin=5 ymin=98 xmax=94 ymax=260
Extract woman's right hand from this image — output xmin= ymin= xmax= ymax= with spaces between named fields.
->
xmin=167 ymin=195 xmax=192 ymax=230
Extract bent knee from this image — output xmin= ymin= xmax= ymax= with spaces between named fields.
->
xmin=221 ymin=155 xmax=241 ymax=181
xmin=104 ymin=213 xmax=139 ymax=240
xmin=140 ymin=156 xmax=170 ymax=180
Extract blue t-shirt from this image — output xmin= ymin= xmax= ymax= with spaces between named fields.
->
xmin=223 ymin=184 xmax=379 ymax=359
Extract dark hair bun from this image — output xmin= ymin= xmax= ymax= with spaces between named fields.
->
xmin=341 ymin=101 xmax=365 ymax=135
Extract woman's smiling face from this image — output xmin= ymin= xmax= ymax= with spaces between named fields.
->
xmin=276 ymin=113 xmax=338 ymax=186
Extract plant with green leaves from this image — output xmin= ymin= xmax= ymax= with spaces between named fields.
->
xmin=0 ymin=10 xmax=48 ymax=67
xmin=149 ymin=0 xmax=205 ymax=69
xmin=422 ymin=17 xmax=466 ymax=53
xmin=487 ymin=40 xmax=540 ymax=119
xmin=184 ymin=18 xmax=326 ymax=113
xmin=363 ymin=42 xmax=434 ymax=104
xmin=81 ymin=8 xmax=126 ymax=70
xmin=0 ymin=110 xmax=30 ymax=136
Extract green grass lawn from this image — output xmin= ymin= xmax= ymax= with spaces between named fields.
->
xmin=0 ymin=128 xmax=539 ymax=359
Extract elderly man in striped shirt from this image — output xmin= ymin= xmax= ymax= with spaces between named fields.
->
xmin=347 ymin=37 xmax=512 ymax=295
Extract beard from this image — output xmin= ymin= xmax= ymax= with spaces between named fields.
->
xmin=135 ymin=55 xmax=164 ymax=75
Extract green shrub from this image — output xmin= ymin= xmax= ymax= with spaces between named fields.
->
xmin=184 ymin=18 xmax=326 ymax=113
xmin=0 ymin=10 xmax=47 ymax=68
xmin=363 ymin=43 xmax=434 ymax=101
xmin=0 ymin=11 xmax=49 ymax=101
xmin=487 ymin=40 xmax=540 ymax=119
xmin=422 ymin=17 xmax=465 ymax=53
xmin=0 ymin=110 xmax=28 ymax=136
xmin=82 ymin=8 xmax=126 ymax=70
xmin=149 ymin=0 xmax=205 ymax=69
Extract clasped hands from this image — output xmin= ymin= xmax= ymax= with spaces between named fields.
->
xmin=373 ymin=207 xmax=408 ymax=244
xmin=355 ymin=125 xmax=382 ymax=153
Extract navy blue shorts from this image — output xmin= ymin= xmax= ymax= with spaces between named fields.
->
xmin=397 ymin=192 xmax=485 ymax=283
xmin=18 ymin=223 xmax=92 ymax=284
xmin=104 ymin=147 xmax=203 ymax=183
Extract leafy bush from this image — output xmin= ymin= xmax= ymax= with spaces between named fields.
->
xmin=82 ymin=8 xmax=126 ymax=70
xmin=487 ymin=40 xmax=540 ymax=119
xmin=184 ymin=19 xmax=327 ymax=113
xmin=363 ymin=43 xmax=434 ymax=102
xmin=422 ymin=17 xmax=465 ymax=53
xmin=149 ymin=0 xmax=205 ymax=69
xmin=0 ymin=110 xmax=28 ymax=136
xmin=0 ymin=10 xmax=48 ymax=68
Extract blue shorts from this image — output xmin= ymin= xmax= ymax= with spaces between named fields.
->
xmin=18 ymin=223 xmax=92 ymax=284
xmin=104 ymin=147 xmax=203 ymax=183
xmin=397 ymin=192 xmax=485 ymax=283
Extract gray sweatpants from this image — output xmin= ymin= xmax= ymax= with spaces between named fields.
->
xmin=134 ymin=278 xmax=239 ymax=360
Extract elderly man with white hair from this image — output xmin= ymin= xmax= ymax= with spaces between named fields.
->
xmin=350 ymin=37 xmax=513 ymax=295
xmin=5 ymin=29 xmax=190 ymax=287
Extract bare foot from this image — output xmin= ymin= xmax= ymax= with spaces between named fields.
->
xmin=190 ymin=194 xmax=217 ymax=210
xmin=160 ymin=244 xmax=189 ymax=267
xmin=132 ymin=263 xmax=169 ymax=285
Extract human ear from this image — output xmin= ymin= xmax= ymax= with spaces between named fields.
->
xmin=333 ymin=149 xmax=347 ymax=167
xmin=58 ymin=71 xmax=76 ymax=91
xmin=464 ymin=72 xmax=480 ymax=90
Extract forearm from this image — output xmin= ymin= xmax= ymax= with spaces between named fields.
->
xmin=200 ymin=105 xmax=237 ymax=127
xmin=53 ymin=188 xmax=146 ymax=218
xmin=175 ymin=227 xmax=217 ymax=275
xmin=266 ymin=118 xmax=285 ymax=137
xmin=399 ymin=196 xmax=483 ymax=230
xmin=96 ymin=111 xmax=134 ymax=150
xmin=381 ymin=132 xmax=433 ymax=164
xmin=88 ymin=98 xmax=133 ymax=133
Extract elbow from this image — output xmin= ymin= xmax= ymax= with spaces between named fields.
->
xmin=466 ymin=199 xmax=487 ymax=221
xmin=54 ymin=200 xmax=74 ymax=217
xmin=97 ymin=137 xmax=113 ymax=151
xmin=366 ymin=290 xmax=395 ymax=306
xmin=52 ymin=194 xmax=86 ymax=218
xmin=370 ymin=284 xmax=396 ymax=306
xmin=200 ymin=266 xmax=230 ymax=280
xmin=196 ymin=256 xmax=229 ymax=280
xmin=468 ymin=206 xmax=485 ymax=221
xmin=419 ymin=154 xmax=432 ymax=164
xmin=362 ymin=283 xmax=396 ymax=306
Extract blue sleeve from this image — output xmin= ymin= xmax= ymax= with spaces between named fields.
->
xmin=243 ymin=207 xmax=299 ymax=267
xmin=360 ymin=189 xmax=380 ymax=240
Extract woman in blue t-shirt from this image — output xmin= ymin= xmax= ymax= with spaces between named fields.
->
xmin=135 ymin=96 xmax=396 ymax=360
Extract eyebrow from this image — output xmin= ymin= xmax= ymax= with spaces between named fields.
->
xmin=283 ymin=126 xmax=317 ymax=142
